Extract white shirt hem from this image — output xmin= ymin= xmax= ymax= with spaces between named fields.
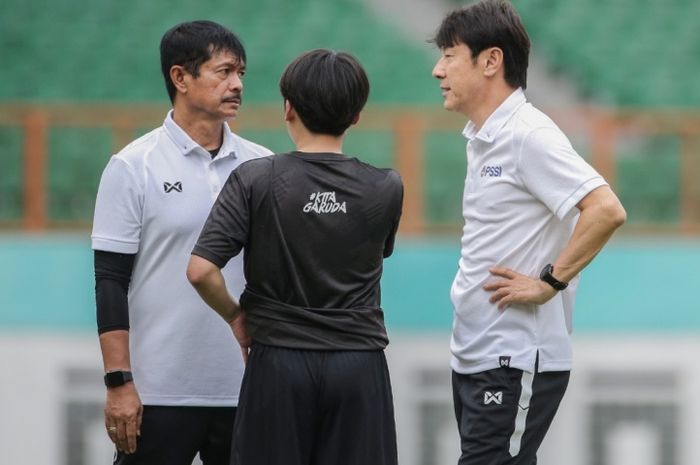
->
xmin=451 ymin=357 xmax=534 ymax=375
xmin=451 ymin=355 xmax=572 ymax=374
xmin=139 ymin=394 xmax=239 ymax=407
xmin=537 ymin=360 xmax=572 ymax=373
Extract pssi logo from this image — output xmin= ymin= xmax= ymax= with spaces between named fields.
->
xmin=480 ymin=165 xmax=502 ymax=177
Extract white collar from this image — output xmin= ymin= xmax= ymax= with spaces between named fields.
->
xmin=163 ymin=110 xmax=238 ymax=159
xmin=462 ymin=88 xmax=527 ymax=143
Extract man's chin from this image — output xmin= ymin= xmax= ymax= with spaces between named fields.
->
xmin=221 ymin=108 xmax=240 ymax=120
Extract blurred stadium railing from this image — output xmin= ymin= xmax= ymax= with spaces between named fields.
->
xmin=2 ymin=102 xmax=699 ymax=235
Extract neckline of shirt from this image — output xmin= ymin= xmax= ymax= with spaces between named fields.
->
xmin=463 ymin=87 xmax=527 ymax=143
xmin=289 ymin=150 xmax=351 ymax=161
xmin=163 ymin=110 xmax=237 ymax=160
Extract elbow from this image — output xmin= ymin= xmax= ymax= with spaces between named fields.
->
xmin=186 ymin=256 xmax=212 ymax=288
xmin=186 ymin=266 xmax=202 ymax=288
xmin=602 ymin=199 xmax=627 ymax=230
xmin=579 ymin=186 xmax=626 ymax=232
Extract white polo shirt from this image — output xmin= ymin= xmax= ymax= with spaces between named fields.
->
xmin=450 ymin=88 xmax=607 ymax=375
xmin=92 ymin=111 xmax=272 ymax=406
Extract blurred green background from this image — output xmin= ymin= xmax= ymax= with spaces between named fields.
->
xmin=1 ymin=1 xmax=699 ymax=464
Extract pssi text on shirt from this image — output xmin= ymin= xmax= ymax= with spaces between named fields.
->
xmin=480 ymin=165 xmax=502 ymax=177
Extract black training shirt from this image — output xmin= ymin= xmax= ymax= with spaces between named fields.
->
xmin=193 ymin=151 xmax=403 ymax=350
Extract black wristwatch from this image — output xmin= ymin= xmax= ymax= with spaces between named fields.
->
xmin=104 ymin=370 xmax=133 ymax=388
xmin=539 ymin=264 xmax=568 ymax=291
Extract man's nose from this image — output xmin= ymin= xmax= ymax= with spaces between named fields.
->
xmin=229 ymin=73 xmax=243 ymax=91
xmin=432 ymin=60 xmax=445 ymax=79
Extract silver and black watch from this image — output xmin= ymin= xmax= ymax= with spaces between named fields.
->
xmin=539 ymin=264 xmax=568 ymax=291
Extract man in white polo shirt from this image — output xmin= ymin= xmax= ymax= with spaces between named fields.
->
xmin=431 ymin=1 xmax=626 ymax=464
xmin=91 ymin=21 xmax=271 ymax=465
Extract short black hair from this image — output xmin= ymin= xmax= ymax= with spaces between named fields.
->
xmin=160 ymin=20 xmax=246 ymax=103
xmin=433 ymin=0 xmax=530 ymax=89
xmin=279 ymin=49 xmax=369 ymax=136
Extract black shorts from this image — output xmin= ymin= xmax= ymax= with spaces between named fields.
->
xmin=113 ymin=405 xmax=236 ymax=465
xmin=232 ymin=344 xmax=398 ymax=465
xmin=452 ymin=364 xmax=569 ymax=465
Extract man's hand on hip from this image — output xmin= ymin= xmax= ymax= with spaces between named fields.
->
xmin=483 ymin=266 xmax=557 ymax=310
xmin=230 ymin=310 xmax=251 ymax=363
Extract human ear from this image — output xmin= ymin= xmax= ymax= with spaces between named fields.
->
xmin=170 ymin=65 xmax=188 ymax=95
xmin=284 ymin=100 xmax=296 ymax=122
xmin=482 ymin=47 xmax=503 ymax=78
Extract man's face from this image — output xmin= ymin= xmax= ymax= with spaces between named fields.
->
xmin=432 ymin=43 xmax=483 ymax=116
xmin=183 ymin=50 xmax=245 ymax=121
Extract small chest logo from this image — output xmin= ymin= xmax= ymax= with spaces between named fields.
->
xmin=164 ymin=181 xmax=183 ymax=193
xmin=480 ymin=165 xmax=502 ymax=177
xmin=484 ymin=391 xmax=503 ymax=405
xmin=303 ymin=191 xmax=347 ymax=214
xmin=499 ymin=356 xmax=511 ymax=368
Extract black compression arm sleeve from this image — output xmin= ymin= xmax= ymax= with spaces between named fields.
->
xmin=95 ymin=250 xmax=136 ymax=334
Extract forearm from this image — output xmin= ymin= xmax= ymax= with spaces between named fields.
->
xmin=99 ymin=330 xmax=132 ymax=372
xmin=187 ymin=255 xmax=241 ymax=323
xmin=552 ymin=186 xmax=626 ymax=282
xmin=485 ymin=187 xmax=625 ymax=308
xmin=192 ymin=272 xmax=241 ymax=323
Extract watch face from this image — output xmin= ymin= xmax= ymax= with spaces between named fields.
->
xmin=540 ymin=264 xmax=566 ymax=290
xmin=540 ymin=264 xmax=553 ymax=280
xmin=104 ymin=371 xmax=132 ymax=387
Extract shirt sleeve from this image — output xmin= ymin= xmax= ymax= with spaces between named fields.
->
xmin=91 ymin=157 xmax=143 ymax=253
xmin=192 ymin=169 xmax=250 ymax=268
xmin=517 ymin=127 xmax=608 ymax=220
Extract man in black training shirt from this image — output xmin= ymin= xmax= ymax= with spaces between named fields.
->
xmin=187 ymin=49 xmax=403 ymax=465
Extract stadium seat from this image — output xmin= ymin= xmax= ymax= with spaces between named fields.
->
xmin=2 ymin=0 xmax=698 ymax=227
